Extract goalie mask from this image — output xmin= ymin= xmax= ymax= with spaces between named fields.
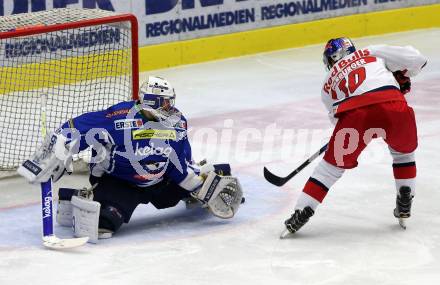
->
xmin=139 ymin=76 xmax=180 ymax=125
xmin=323 ymin=38 xmax=356 ymax=70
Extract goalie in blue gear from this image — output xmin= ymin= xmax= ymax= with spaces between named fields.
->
xmin=18 ymin=76 xmax=243 ymax=243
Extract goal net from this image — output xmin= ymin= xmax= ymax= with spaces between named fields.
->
xmin=0 ymin=8 xmax=139 ymax=174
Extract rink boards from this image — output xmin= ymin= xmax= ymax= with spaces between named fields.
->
xmin=139 ymin=3 xmax=440 ymax=70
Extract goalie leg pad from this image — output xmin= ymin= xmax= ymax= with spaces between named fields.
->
xmin=72 ymin=196 xmax=100 ymax=244
xmin=56 ymin=188 xmax=79 ymax=227
xmin=57 ymin=200 xmax=74 ymax=227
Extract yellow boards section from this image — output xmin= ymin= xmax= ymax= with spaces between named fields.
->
xmin=139 ymin=4 xmax=440 ymax=71
xmin=0 ymin=50 xmax=130 ymax=95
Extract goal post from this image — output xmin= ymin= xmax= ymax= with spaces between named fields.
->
xmin=0 ymin=8 xmax=139 ymax=171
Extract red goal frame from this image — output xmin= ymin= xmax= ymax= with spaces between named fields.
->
xmin=0 ymin=13 xmax=140 ymax=100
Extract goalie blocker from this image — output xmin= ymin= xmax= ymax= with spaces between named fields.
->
xmin=57 ymin=166 xmax=243 ymax=243
xmin=17 ymin=131 xmax=73 ymax=184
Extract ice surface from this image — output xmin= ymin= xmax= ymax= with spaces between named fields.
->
xmin=1 ymin=29 xmax=440 ymax=285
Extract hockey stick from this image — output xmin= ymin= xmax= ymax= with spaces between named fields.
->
xmin=264 ymin=143 xmax=328 ymax=187
xmin=40 ymin=180 xmax=88 ymax=249
xmin=39 ymin=94 xmax=88 ymax=249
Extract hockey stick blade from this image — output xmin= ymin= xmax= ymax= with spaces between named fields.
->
xmin=264 ymin=143 xmax=328 ymax=187
xmin=43 ymin=235 xmax=89 ymax=250
xmin=263 ymin=167 xmax=289 ymax=187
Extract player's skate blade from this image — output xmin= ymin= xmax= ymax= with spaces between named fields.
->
xmin=43 ymin=235 xmax=89 ymax=249
xmin=281 ymin=206 xmax=314 ymax=239
xmin=394 ymin=186 xmax=412 ymax=230
xmin=280 ymin=229 xmax=294 ymax=239
xmin=398 ymin=218 xmax=407 ymax=230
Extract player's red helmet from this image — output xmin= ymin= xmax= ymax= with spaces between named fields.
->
xmin=323 ymin=38 xmax=356 ymax=70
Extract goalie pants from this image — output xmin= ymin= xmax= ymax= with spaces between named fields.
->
xmin=90 ymin=175 xmax=191 ymax=229
xmin=296 ymin=101 xmax=417 ymax=210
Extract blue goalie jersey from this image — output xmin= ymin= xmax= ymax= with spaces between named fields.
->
xmin=60 ymin=101 xmax=199 ymax=189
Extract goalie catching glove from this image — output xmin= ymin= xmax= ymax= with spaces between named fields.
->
xmin=192 ymin=171 xmax=243 ymax=219
xmin=17 ymin=131 xmax=73 ymax=183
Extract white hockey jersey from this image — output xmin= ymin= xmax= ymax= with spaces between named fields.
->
xmin=321 ymin=45 xmax=427 ymax=117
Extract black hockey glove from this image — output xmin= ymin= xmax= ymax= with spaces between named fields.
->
xmin=393 ymin=70 xmax=411 ymax=95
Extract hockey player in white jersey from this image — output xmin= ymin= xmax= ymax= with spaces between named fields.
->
xmin=283 ymin=38 xmax=427 ymax=235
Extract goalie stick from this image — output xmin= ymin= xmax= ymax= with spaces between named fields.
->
xmin=264 ymin=143 xmax=328 ymax=187
xmin=39 ymin=94 xmax=88 ymax=249
xmin=40 ymin=180 xmax=88 ymax=249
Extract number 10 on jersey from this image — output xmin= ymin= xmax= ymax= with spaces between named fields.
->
xmin=332 ymin=67 xmax=367 ymax=99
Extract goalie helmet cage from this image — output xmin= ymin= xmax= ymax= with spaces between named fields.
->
xmin=0 ymin=8 xmax=139 ymax=173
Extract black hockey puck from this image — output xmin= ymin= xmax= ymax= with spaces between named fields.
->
xmin=241 ymin=197 xmax=245 ymax=204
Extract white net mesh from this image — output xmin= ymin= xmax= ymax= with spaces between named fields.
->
xmin=0 ymin=8 xmax=119 ymax=32
xmin=0 ymin=8 xmax=136 ymax=172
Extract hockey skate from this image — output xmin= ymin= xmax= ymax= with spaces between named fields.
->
xmin=393 ymin=186 xmax=413 ymax=229
xmin=280 ymin=206 xmax=314 ymax=239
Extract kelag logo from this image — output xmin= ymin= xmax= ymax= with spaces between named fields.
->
xmin=145 ymin=0 xmax=249 ymax=15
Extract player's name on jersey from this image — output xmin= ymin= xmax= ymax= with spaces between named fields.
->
xmin=106 ymin=109 xmax=130 ymax=118
xmin=323 ymin=49 xmax=376 ymax=94
xmin=331 ymin=49 xmax=372 ymax=72
xmin=331 ymin=49 xmax=371 ymax=72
